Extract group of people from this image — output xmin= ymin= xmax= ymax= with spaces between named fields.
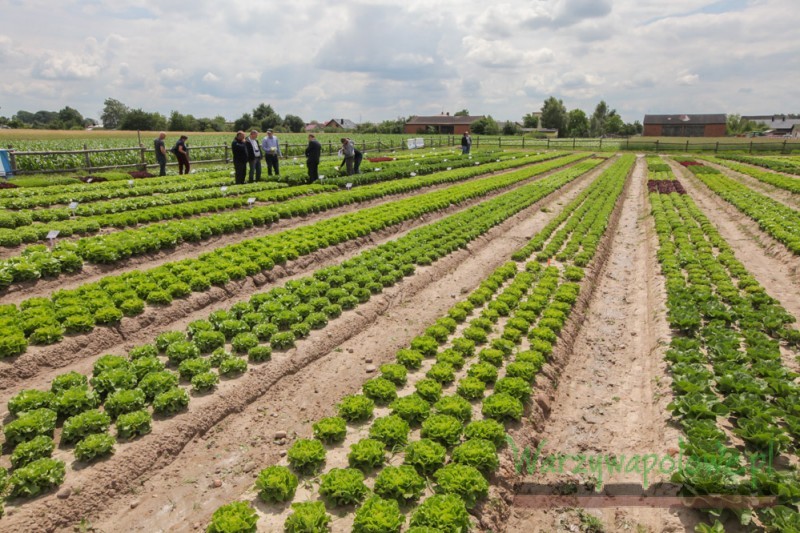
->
xmin=230 ymin=129 xmax=283 ymax=184
xmin=156 ymin=130 xmax=366 ymax=185
xmin=154 ymin=132 xmax=190 ymax=176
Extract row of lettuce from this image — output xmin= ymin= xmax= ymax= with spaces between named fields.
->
xmin=200 ymin=155 xmax=634 ymax=532
xmin=0 ymin=154 xmax=600 ymax=360
xmin=0 ymin=149 xmax=530 ymax=233
xmin=0 ymin=152 xmax=613 ymax=516
xmin=717 ymin=154 xmax=800 ymax=177
xmin=0 ymin=152 xmax=577 ymax=288
xmin=648 ymin=157 xmax=800 ymax=531
xmin=676 ymin=157 xmax=800 ymax=255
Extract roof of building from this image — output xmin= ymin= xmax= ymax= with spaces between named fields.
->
xmin=406 ymin=115 xmax=483 ymax=126
xmin=742 ymin=115 xmax=800 ymax=130
xmin=324 ymin=118 xmax=358 ymax=130
xmin=643 ymin=114 xmax=726 ymax=125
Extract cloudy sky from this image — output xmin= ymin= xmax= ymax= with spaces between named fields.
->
xmin=1 ymin=0 xmax=798 ymax=125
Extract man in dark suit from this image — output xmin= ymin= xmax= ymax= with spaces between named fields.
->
xmin=305 ymin=134 xmax=322 ymax=183
xmin=231 ymin=131 xmax=249 ymax=185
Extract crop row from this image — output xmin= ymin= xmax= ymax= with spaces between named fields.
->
xmin=0 ymin=148 xmax=523 ymax=209
xmin=0 ymin=156 xmax=600 ymax=364
xmin=0 ymin=151 xmax=563 ymax=249
xmin=0 ymin=153 xmax=589 ymax=292
xmin=648 ymin=157 xmax=800 ymax=530
xmin=0 ymin=148 xmax=599 ymax=514
xmin=697 ymin=156 xmax=800 ymax=195
xmin=201 ymin=153 xmax=632 ymax=532
xmin=718 ymin=154 xmax=800 ymax=176
xmin=677 ymin=158 xmax=800 ymax=255
xmin=512 ymin=154 xmax=634 ymax=265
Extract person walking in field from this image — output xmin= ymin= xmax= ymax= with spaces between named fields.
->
xmin=340 ymin=137 xmax=355 ymax=176
xmin=231 ymin=131 xmax=249 ymax=185
xmin=173 ymin=135 xmax=190 ymax=174
xmin=305 ymin=134 xmax=322 ymax=183
xmin=246 ymin=130 xmax=262 ymax=182
xmin=154 ymin=132 xmax=167 ymax=176
xmin=261 ymin=129 xmax=282 ymax=177
xmin=461 ymin=131 xmax=471 ymax=155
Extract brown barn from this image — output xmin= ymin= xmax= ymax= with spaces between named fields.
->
xmin=404 ymin=114 xmax=483 ymax=135
xmin=643 ymin=114 xmax=727 ymax=137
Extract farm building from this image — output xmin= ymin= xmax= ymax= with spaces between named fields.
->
xmin=323 ymin=118 xmax=358 ymax=130
xmin=742 ymin=115 xmax=800 ymax=136
xmin=404 ymin=114 xmax=484 ymax=135
xmin=643 ymin=114 xmax=726 ymax=137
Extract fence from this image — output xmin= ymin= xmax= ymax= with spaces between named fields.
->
xmin=4 ymin=137 xmax=461 ymax=175
xmin=5 ymin=136 xmax=799 ymax=175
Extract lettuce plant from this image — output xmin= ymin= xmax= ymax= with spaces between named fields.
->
xmin=10 ymin=435 xmax=55 ymax=469
xmin=362 ymin=377 xmax=398 ymax=405
xmin=207 ymin=501 xmax=258 ymax=533
xmin=116 ymin=409 xmax=152 ymax=439
xmin=348 ymin=438 xmax=386 ymax=471
xmin=312 ymin=416 xmax=347 ymax=444
xmin=421 ymin=414 xmax=463 ymax=448
xmin=287 ymin=438 xmax=326 ymax=475
xmin=337 ymin=394 xmax=375 ymax=422
xmin=4 ymin=408 xmax=58 ymax=446
xmin=434 ymin=395 xmax=473 ymax=423
xmin=464 ymin=419 xmax=506 ymax=448
xmin=414 ymin=379 xmax=442 ymax=403
xmin=434 ymin=463 xmax=489 ymax=508
xmin=368 ymin=415 xmax=410 ymax=449
xmin=153 ymin=387 xmax=190 ymax=415
xmin=408 ymin=494 xmax=471 ymax=532
xmin=219 ymin=356 xmax=248 ymax=376
xmin=390 ymin=394 xmax=431 ymax=426
xmin=319 ymin=467 xmax=368 ymax=506
xmin=9 ymin=457 xmax=66 ymax=498
xmin=482 ymin=392 xmax=524 ymax=422
xmin=8 ymin=389 xmax=55 ymax=416
xmin=456 ymin=377 xmax=486 ymax=401
xmin=352 ymin=495 xmax=405 ymax=533
xmin=255 ymin=465 xmax=298 ymax=503
xmin=451 ymin=439 xmax=499 ymax=474
xmin=74 ymin=433 xmax=116 ymax=462
xmin=191 ymin=371 xmax=219 ymax=393
xmin=284 ymin=502 xmax=331 ymax=533
xmin=104 ymin=388 xmax=146 ymax=419
xmin=373 ymin=465 xmax=426 ymax=503
xmin=404 ymin=438 xmax=447 ymax=476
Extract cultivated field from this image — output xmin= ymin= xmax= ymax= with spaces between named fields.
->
xmin=0 ymin=147 xmax=798 ymax=532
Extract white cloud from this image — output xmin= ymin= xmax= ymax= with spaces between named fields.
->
xmin=0 ymin=0 xmax=798 ymax=123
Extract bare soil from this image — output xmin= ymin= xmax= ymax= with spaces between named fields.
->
xmin=1 ymin=157 xmax=607 ymax=532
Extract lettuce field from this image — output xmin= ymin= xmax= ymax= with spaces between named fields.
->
xmin=0 ymin=146 xmax=798 ymax=532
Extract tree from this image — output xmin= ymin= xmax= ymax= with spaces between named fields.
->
xmin=566 ymin=109 xmax=590 ymax=138
xmin=251 ymin=103 xmax=281 ymax=131
xmin=282 ymin=114 xmax=305 ymax=133
xmin=168 ymin=111 xmax=199 ymax=132
xmin=590 ymin=100 xmax=615 ymax=137
xmin=119 ymin=109 xmax=167 ymax=131
xmin=726 ymin=114 xmax=765 ymax=135
xmin=101 ymin=98 xmax=129 ymax=129
xmin=502 ymin=121 xmax=520 ymax=135
xmin=606 ymin=114 xmax=624 ymax=135
xmin=471 ymin=116 xmax=499 ymax=135
xmin=540 ymin=97 xmax=568 ymax=137
xmin=522 ymin=113 xmax=539 ymax=129
xmin=233 ymin=113 xmax=253 ymax=132
xmin=454 ymin=109 xmax=470 ymax=117
xmin=14 ymin=111 xmax=35 ymax=125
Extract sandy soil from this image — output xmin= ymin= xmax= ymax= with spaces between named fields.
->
xmin=504 ymin=156 xmax=700 ymax=532
xmin=1 ymin=157 xmax=609 ymax=532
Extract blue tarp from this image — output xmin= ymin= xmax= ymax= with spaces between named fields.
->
xmin=0 ymin=150 xmax=12 ymax=178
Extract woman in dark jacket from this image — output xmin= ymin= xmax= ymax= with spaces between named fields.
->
xmin=231 ymin=131 xmax=249 ymax=185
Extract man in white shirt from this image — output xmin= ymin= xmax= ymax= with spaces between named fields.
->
xmin=261 ymin=129 xmax=282 ymax=177
xmin=246 ymin=130 xmax=262 ymax=182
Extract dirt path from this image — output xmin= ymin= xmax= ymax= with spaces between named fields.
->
xmin=0 ymin=159 xmax=605 ymax=397
xmin=669 ymin=161 xmax=800 ymax=372
xmin=504 ymin=156 xmax=695 ymax=532
xmin=2 ymin=158 xmax=608 ymax=533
